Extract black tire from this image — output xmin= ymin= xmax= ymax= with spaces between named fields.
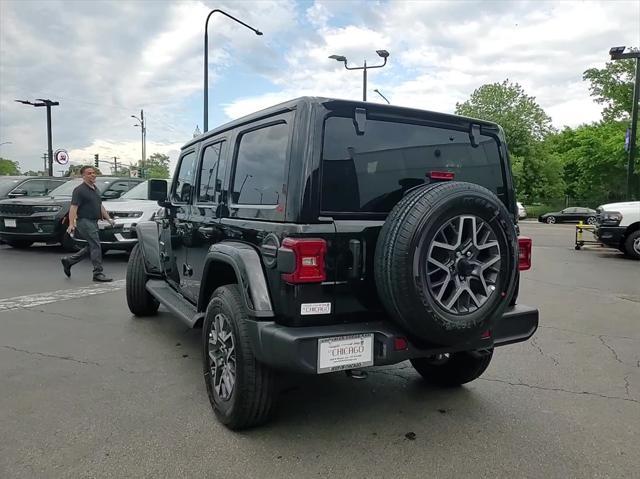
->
xmin=410 ymin=350 xmax=493 ymax=386
xmin=203 ymin=285 xmax=277 ymax=430
xmin=126 ymin=244 xmax=159 ymax=316
xmin=61 ymin=232 xmax=80 ymax=252
xmin=623 ymin=230 xmax=640 ymax=260
xmin=374 ymin=181 xmax=518 ymax=345
xmin=546 ymin=216 xmax=556 ymax=224
xmin=6 ymin=239 xmax=33 ymax=249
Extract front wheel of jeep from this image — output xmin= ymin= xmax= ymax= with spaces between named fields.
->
xmin=202 ymin=284 xmax=277 ymax=430
xmin=410 ymin=350 xmax=493 ymax=386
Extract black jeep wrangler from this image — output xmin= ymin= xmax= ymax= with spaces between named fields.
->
xmin=126 ymin=97 xmax=538 ymax=429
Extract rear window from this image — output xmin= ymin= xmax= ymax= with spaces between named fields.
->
xmin=321 ymin=117 xmax=505 ymax=213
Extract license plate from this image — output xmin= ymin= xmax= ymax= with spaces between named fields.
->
xmin=317 ymin=334 xmax=374 ymax=374
xmin=4 ymin=219 xmax=16 ymax=228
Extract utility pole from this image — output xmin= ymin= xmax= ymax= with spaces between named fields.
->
xmin=610 ymin=46 xmax=640 ymax=199
xmin=132 ymin=110 xmax=146 ymax=178
xmin=15 ymin=99 xmax=59 ymax=176
xmin=112 ymin=156 xmax=120 ymax=175
xmin=42 ymin=153 xmax=48 ymax=174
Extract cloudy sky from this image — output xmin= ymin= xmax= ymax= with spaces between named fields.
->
xmin=0 ymin=0 xmax=638 ymax=175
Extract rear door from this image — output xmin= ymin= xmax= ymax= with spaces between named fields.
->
xmin=320 ymin=113 xmax=509 ymax=316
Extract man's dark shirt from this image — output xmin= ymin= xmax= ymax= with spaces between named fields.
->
xmin=71 ymin=182 xmax=102 ymax=220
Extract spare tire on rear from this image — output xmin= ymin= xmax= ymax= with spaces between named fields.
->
xmin=374 ymin=181 xmax=518 ymax=345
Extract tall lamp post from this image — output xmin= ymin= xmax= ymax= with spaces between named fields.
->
xmin=132 ymin=110 xmax=146 ymax=177
xmin=203 ymin=9 xmax=263 ymax=132
xmin=15 ymin=99 xmax=59 ymax=176
xmin=329 ymin=50 xmax=390 ymax=101
xmin=610 ymin=46 xmax=640 ymax=200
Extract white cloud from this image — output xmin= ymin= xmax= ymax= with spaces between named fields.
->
xmin=224 ymin=0 xmax=638 ymax=127
xmin=1 ymin=0 xmax=638 ymax=174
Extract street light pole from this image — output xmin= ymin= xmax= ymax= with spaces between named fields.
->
xmin=329 ymin=50 xmax=390 ymax=102
xmin=132 ymin=110 xmax=146 ymax=177
xmin=374 ymin=89 xmax=390 ymax=104
xmin=610 ymin=46 xmax=640 ymax=200
xmin=203 ymin=9 xmax=263 ymax=132
xmin=15 ymin=99 xmax=59 ymax=176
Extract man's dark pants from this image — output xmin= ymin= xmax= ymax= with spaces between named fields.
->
xmin=67 ymin=218 xmax=103 ymax=274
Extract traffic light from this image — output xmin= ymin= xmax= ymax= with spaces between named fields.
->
xmin=94 ymin=154 xmax=99 ymax=168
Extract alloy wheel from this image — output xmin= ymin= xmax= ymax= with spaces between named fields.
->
xmin=426 ymin=215 xmax=501 ymax=315
xmin=207 ymin=313 xmax=236 ymax=401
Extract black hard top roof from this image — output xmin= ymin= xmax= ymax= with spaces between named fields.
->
xmin=182 ymin=96 xmax=502 ymax=150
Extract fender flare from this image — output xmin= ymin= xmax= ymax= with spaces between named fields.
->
xmin=198 ymin=242 xmax=274 ymax=318
xmin=135 ymin=222 xmax=163 ymax=276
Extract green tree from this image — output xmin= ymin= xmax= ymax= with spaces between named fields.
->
xmin=455 ymin=79 xmax=554 ymax=157
xmin=455 ymin=80 xmax=561 ymax=201
xmin=583 ymin=50 xmax=637 ymax=121
xmin=544 ymin=121 xmax=628 ymax=203
xmin=64 ymin=164 xmax=102 ymax=177
xmin=116 ymin=165 xmax=130 ymax=177
xmin=142 ymin=152 xmax=170 ymax=179
xmin=0 ymin=158 xmax=20 ymax=175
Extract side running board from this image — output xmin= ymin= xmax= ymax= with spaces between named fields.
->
xmin=145 ymin=280 xmax=203 ymax=328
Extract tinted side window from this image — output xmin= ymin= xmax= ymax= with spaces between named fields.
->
xmin=198 ymin=141 xmax=226 ymax=203
xmin=232 ymin=123 xmax=288 ymax=205
xmin=172 ymin=152 xmax=197 ymax=203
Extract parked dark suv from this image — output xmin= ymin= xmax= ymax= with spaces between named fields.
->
xmin=0 ymin=176 xmax=70 ymax=200
xmin=126 ymin=97 xmax=538 ymax=429
xmin=0 ymin=176 xmax=143 ymax=249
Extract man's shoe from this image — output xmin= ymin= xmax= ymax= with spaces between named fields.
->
xmin=61 ymin=258 xmax=72 ymax=278
xmin=93 ymin=273 xmax=113 ymax=282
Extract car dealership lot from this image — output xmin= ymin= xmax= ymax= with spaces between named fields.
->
xmin=0 ymin=223 xmax=638 ymax=478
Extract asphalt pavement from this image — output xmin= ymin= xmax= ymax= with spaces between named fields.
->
xmin=1 ymin=224 xmax=638 ymax=478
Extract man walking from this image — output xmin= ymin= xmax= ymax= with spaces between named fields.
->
xmin=61 ymin=166 xmax=114 ymax=282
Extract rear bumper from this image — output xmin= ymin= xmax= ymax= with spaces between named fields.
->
xmin=596 ymin=226 xmax=625 ymax=247
xmin=246 ymin=304 xmax=539 ymax=374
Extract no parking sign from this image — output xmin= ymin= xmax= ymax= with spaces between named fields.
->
xmin=54 ymin=149 xmax=69 ymax=165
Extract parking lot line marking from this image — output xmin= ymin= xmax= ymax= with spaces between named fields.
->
xmin=0 ymin=280 xmax=125 ymax=311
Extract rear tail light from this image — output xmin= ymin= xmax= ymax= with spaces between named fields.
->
xmin=281 ymin=238 xmax=327 ymax=284
xmin=428 ymin=171 xmax=455 ymax=181
xmin=518 ymin=236 xmax=532 ymax=271
xmin=393 ymin=337 xmax=408 ymax=351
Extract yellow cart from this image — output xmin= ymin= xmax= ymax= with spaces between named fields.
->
xmin=574 ymin=221 xmax=601 ymax=250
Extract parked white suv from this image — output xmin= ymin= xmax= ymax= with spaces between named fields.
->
xmin=596 ymin=201 xmax=640 ymax=259
xmin=517 ymin=201 xmax=527 ymax=219
xmin=75 ymin=181 xmax=166 ymax=252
